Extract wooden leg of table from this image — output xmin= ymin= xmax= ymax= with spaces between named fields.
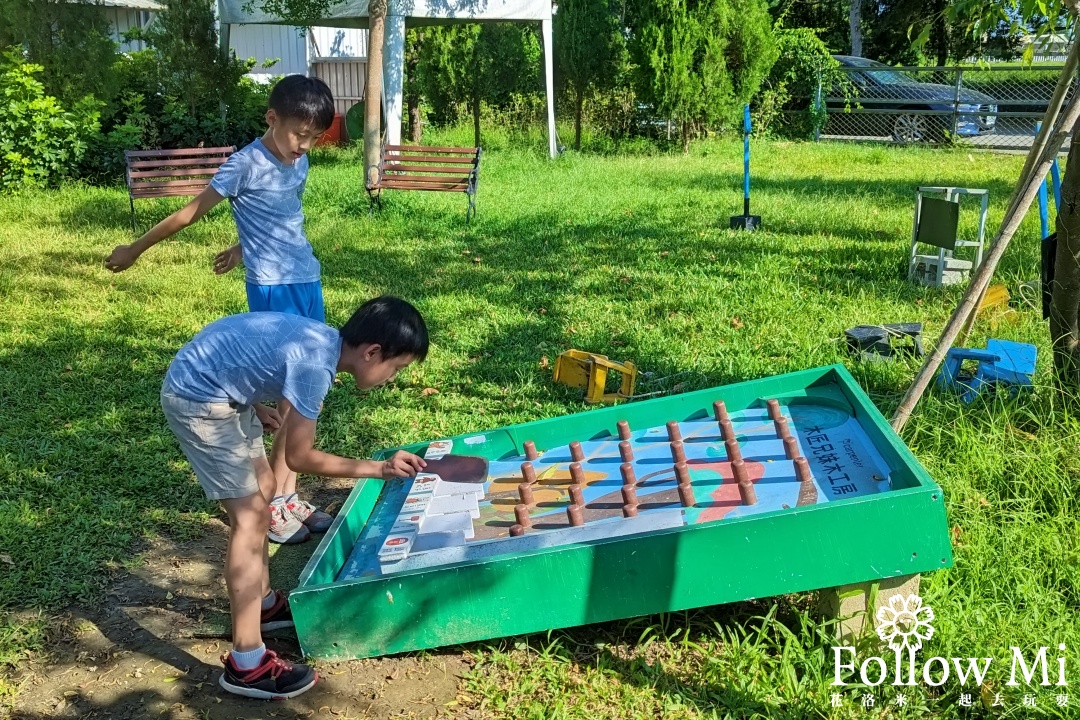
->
xmin=818 ymin=574 xmax=921 ymax=645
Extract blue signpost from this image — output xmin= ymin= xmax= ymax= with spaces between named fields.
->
xmin=730 ymin=104 xmax=762 ymax=230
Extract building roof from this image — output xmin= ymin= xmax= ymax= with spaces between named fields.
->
xmin=75 ymin=0 xmax=165 ymax=10
xmin=219 ymin=0 xmax=550 ymax=27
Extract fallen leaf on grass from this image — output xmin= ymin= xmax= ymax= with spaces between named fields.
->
xmin=730 ymin=317 xmax=744 ymax=329
xmin=472 ymin=257 xmax=482 ymax=264
xmin=539 ymin=356 xmax=549 ymax=370
xmin=421 ymin=387 xmax=439 ymax=397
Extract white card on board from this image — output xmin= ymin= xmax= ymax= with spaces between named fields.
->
xmin=428 ymin=493 xmax=480 ymax=519
xmin=419 ymin=511 xmax=474 ymax=539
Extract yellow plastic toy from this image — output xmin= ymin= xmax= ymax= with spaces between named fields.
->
xmin=553 ymin=350 xmax=638 ymax=405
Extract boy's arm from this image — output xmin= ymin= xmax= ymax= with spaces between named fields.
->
xmin=283 ymin=411 xmax=427 ymax=480
xmin=104 ymin=186 xmax=225 ymax=273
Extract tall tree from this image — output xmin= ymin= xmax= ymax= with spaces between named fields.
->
xmin=951 ymin=0 xmax=1080 ymax=385
xmin=142 ymin=0 xmax=250 ymax=118
xmin=554 ymin=0 xmax=627 ymax=149
xmin=629 ymin=0 xmax=777 ymax=152
xmin=417 ymin=23 xmax=540 ymax=146
xmin=0 ymin=0 xmax=118 ymax=106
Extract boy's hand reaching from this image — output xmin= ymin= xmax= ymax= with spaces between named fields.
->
xmin=213 ymin=244 xmax=243 ymax=275
xmin=104 ymin=244 xmax=141 ymax=273
xmin=253 ymin=404 xmax=282 ymax=432
xmin=381 ymin=451 xmax=427 ymax=479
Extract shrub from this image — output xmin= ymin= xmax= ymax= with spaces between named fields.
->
xmin=755 ymin=28 xmax=844 ymax=140
xmin=80 ymin=38 xmax=273 ymax=182
xmin=0 ymin=50 xmax=99 ymax=192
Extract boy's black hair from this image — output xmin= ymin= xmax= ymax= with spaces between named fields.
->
xmin=268 ymin=75 xmax=336 ymax=131
xmin=340 ymin=296 xmax=429 ymax=361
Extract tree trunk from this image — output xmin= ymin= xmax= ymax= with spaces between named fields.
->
xmin=574 ymin=86 xmax=584 ymax=151
xmin=364 ymin=0 xmax=386 ymax=189
xmin=408 ymin=97 xmax=422 ymax=143
xmin=1050 ymin=115 xmax=1080 ymax=386
xmin=932 ymin=4 xmax=949 ymax=67
xmin=472 ymin=92 xmax=481 ymax=148
xmin=849 ymin=0 xmax=862 ymax=57
xmin=682 ymin=120 xmax=691 ymax=154
xmin=406 ymin=29 xmax=422 ymax=143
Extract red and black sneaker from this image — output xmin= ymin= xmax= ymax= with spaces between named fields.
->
xmin=260 ymin=590 xmax=294 ymax=632
xmin=219 ymin=650 xmax=318 ymax=700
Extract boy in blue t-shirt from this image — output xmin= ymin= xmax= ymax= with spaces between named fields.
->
xmin=160 ymin=296 xmax=429 ymax=699
xmin=105 ymin=75 xmax=337 ymax=545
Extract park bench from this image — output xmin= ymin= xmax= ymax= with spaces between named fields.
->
xmin=367 ymin=145 xmax=482 ymax=222
xmin=124 ymin=146 xmax=236 ymax=232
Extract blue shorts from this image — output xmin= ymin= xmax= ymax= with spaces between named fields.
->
xmin=246 ymin=281 xmax=326 ymax=323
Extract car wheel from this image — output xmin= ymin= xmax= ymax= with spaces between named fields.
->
xmin=892 ymin=114 xmax=929 ymax=143
xmin=892 ymin=114 xmax=950 ymax=143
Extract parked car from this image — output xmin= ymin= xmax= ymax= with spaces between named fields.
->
xmin=826 ymin=55 xmax=998 ymax=142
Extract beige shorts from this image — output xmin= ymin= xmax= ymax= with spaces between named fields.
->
xmin=160 ymin=389 xmax=266 ymax=500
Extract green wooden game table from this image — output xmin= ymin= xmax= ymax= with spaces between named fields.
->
xmin=289 ymin=364 xmax=952 ymax=659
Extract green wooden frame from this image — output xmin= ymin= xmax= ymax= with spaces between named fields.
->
xmin=290 ymin=364 xmax=952 ymax=659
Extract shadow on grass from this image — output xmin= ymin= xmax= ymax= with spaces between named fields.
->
xmin=464 ymin=598 xmax=831 ymax=718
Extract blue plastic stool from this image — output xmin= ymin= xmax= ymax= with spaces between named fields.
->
xmin=937 ymin=339 xmax=1037 ymax=403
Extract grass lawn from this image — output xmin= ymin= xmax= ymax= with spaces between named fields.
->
xmin=1 ymin=132 xmax=1077 ymax=718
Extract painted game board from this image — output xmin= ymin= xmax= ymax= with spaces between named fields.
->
xmin=290 ymin=365 xmax=953 ymax=660
xmin=337 ymin=399 xmax=893 ymax=580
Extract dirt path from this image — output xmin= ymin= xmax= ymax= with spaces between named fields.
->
xmin=7 ymin=504 xmax=472 ymax=720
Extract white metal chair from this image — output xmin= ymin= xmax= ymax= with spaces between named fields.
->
xmin=909 ymin=186 xmax=989 ymax=288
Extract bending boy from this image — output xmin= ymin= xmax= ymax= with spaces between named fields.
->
xmin=159 ymin=296 xmax=428 ymax=699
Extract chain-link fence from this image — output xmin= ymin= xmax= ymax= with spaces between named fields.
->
xmin=818 ymin=63 xmax=1070 ymax=151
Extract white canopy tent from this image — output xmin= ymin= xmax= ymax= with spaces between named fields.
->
xmin=218 ymin=0 xmax=557 ymax=157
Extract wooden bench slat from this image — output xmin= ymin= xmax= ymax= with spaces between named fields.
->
xmin=128 ymin=167 xmax=222 ymax=180
xmin=377 ymin=181 xmax=470 ymax=192
xmin=383 ymin=164 xmax=475 ymax=175
xmin=378 ymin=175 xmax=472 ymax=186
xmin=125 ymin=147 xmax=236 ymax=158
xmin=128 ymin=157 xmax=231 ymax=170
xmin=131 ymin=178 xmax=214 ymax=189
xmin=384 ymin=144 xmax=477 ymax=154
xmin=130 ymin=188 xmax=212 ymax=198
xmin=382 ymin=154 xmax=477 ymax=165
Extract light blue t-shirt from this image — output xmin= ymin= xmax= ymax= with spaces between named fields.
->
xmin=164 ymin=313 xmax=343 ymax=420
xmin=210 ymin=138 xmax=322 ymax=286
